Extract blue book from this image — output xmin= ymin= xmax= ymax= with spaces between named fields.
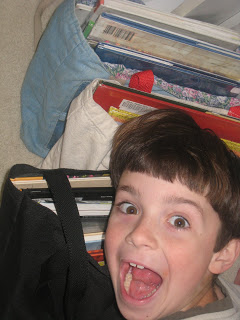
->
xmin=95 ymin=42 xmax=240 ymax=97
xmin=88 ymin=12 xmax=240 ymax=82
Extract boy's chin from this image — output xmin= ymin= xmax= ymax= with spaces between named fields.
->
xmin=116 ymin=262 xmax=217 ymax=320
xmin=117 ymin=300 xmax=165 ymax=320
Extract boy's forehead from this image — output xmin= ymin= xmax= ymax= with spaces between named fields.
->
xmin=119 ymin=170 xmax=208 ymax=195
xmin=119 ymin=171 xmax=208 ymax=202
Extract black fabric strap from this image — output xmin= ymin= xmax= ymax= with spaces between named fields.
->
xmin=43 ymin=169 xmax=89 ymax=318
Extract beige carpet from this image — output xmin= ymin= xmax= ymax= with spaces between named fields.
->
xmin=0 ymin=0 xmax=41 ymax=189
xmin=0 ymin=0 xmax=63 ymax=192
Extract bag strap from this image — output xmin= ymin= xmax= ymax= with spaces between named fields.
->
xmin=43 ymin=169 xmax=89 ymax=317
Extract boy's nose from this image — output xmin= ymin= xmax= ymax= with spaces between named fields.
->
xmin=125 ymin=217 xmax=158 ymax=250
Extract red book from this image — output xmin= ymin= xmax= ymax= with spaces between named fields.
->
xmin=93 ymin=81 xmax=240 ymax=144
xmin=88 ymin=249 xmax=105 ymax=263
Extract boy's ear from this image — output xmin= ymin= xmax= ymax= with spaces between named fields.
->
xmin=208 ymin=239 xmax=240 ymax=275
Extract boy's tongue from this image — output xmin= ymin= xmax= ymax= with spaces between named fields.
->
xmin=125 ymin=265 xmax=162 ymax=300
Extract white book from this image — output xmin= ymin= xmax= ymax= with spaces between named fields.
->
xmin=84 ymin=232 xmax=105 ymax=242
xmin=44 ymin=209 xmax=110 ymax=217
xmin=75 ymin=3 xmax=94 ymax=29
xmin=83 ymin=0 xmax=240 ymax=50
xmin=34 ymin=199 xmax=112 ymax=216
xmin=84 ymin=232 xmax=105 ymax=251
xmin=11 ymin=175 xmax=112 ymax=190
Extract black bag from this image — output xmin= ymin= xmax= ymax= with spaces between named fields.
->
xmin=0 ymin=164 xmax=123 ymax=320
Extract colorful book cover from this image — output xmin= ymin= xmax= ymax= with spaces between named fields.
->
xmin=107 ymin=96 xmax=240 ymax=156
xmin=95 ymin=42 xmax=240 ymax=97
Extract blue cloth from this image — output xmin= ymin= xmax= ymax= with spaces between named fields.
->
xmin=21 ymin=0 xmax=110 ymax=158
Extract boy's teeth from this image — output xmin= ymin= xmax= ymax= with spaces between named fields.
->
xmin=124 ymin=263 xmax=145 ymax=294
xmin=130 ymin=262 xmax=144 ymax=269
xmin=124 ymin=268 xmax=133 ymax=293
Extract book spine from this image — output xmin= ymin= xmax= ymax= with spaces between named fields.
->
xmin=100 ymin=13 xmax=240 ymax=59
xmin=91 ymin=0 xmax=240 ymax=50
xmin=83 ymin=20 xmax=95 ymax=38
xmin=88 ymin=14 xmax=240 ymax=81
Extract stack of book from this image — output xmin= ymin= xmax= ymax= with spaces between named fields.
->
xmin=76 ymin=0 xmax=240 ymax=106
xmin=11 ymin=172 xmax=114 ymax=266
xmin=11 ymin=78 xmax=240 ymax=263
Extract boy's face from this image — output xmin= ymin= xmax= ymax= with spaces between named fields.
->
xmin=105 ymin=171 xmax=222 ymax=320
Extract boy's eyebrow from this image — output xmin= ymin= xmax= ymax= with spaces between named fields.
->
xmin=164 ymin=196 xmax=204 ymax=216
xmin=117 ymin=185 xmax=140 ymax=197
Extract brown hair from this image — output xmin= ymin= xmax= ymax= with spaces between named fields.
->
xmin=110 ymin=108 xmax=240 ymax=251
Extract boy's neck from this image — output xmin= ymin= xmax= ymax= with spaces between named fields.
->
xmin=195 ymin=282 xmax=226 ymax=308
xmin=214 ymin=283 xmax=225 ymax=300
xmin=195 ymin=286 xmax=218 ymax=308
xmin=183 ymin=282 xmax=224 ymax=311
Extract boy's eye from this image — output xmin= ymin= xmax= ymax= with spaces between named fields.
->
xmin=169 ymin=215 xmax=190 ymax=229
xmin=119 ymin=202 xmax=138 ymax=215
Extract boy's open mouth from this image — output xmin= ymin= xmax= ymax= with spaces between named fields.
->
xmin=122 ymin=261 xmax=162 ymax=300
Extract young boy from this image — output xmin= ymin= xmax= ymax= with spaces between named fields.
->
xmin=105 ymin=108 xmax=240 ymax=320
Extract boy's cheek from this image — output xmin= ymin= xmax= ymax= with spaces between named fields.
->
xmin=105 ymin=215 xmax=128 ymax=264
xmin=104 ymin=227 xmax=122 ymax=273
xmin=105 ymin=221 xmax=120 ymax=253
